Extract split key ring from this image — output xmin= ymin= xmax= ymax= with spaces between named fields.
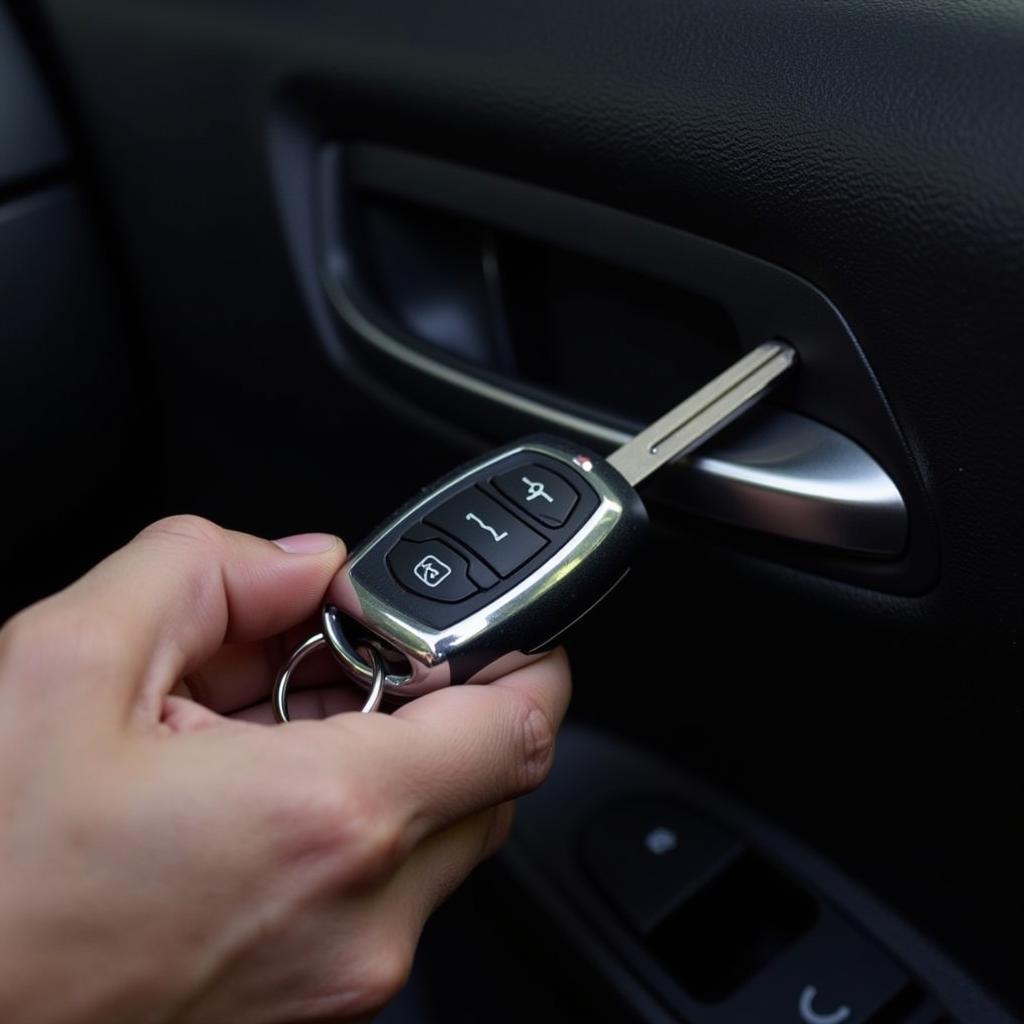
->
xmin=272 ymin=632 xmax=386 ymax=723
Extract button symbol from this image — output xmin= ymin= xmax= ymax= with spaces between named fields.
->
xmin=465 ymin=512 xmax=508 ymax=543
xmin=413 ymin=554 xmax=452 ymax=588
xmin=643 ymin=826 xmax=678 ymax=856
xmin=521 ymin=476 xmax=555 ymax=504
xmin=798 ymin=986 xmax=851 ymax=1024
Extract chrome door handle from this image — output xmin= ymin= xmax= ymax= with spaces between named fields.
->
xmin=323 ymin=270 xmax=906 ymax=556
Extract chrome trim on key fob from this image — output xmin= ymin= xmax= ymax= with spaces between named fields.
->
xmin=326 ymin=438 xmax=642 ymax=697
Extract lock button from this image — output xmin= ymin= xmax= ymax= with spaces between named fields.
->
xmin=387 ymin=538 xmax=479 ymax=602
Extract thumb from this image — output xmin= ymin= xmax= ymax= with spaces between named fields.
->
xmin=4 ymin=516 xmax=346 ymax=723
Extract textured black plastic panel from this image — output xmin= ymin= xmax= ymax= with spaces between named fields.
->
xmin=27 ymin=1 xmax=1024 ymax=1013
xmin=0 ymin=187 xmax=140 ymax=617
xmin=324 ymin=143 xmax=932 ymax=591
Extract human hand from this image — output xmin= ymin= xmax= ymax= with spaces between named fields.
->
xmin=0 ymin=516 xmax=570 ymax=1023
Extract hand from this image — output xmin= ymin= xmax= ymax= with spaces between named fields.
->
xmin=0 ymin=516 xmax=570 ymax=1023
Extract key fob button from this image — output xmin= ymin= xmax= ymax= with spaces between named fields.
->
xmin=425 ymin=488 xmax=546 ymax=577
xmin=387 ymin=539 xmax=479 ymax=602
xmin=493 ymin=465 xmax=580 ymax=527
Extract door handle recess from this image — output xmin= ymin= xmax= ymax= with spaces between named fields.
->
xmin=323 ymin=261 xmax=906 ymax=557
xmin=278 ymin=141 xmax=926 ymax=575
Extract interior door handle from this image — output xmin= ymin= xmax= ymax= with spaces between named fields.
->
xmin=603 ymin=406 xmax=905 ymax=558
xmin=324 ymin=268 xmax=906 ymax=556
xmin=285 ymin=142 xmax=915 ymax=567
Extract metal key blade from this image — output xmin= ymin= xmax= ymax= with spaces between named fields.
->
xmin=606 ymin=341 xmax=796 ymax=487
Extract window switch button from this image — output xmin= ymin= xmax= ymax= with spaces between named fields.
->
xmin=716 ymin=911 xmax=911 ymax=1023
xmin=579 ymin=799 xmax=744 ymax=935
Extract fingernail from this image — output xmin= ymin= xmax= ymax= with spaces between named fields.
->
xmin=273 ymin=532 xmax=339 ymax=555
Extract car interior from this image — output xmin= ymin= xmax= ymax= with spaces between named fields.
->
xmin=2 ymin=2 xmax=1021 ymax=1021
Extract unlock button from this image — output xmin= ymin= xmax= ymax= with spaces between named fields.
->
xmin=426 ymin=488 xmax=546 ymax=577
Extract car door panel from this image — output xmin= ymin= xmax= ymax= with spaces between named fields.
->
xmin=13 ymin=1 xmax=1024 ymax=1018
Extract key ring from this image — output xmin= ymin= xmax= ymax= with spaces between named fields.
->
xmin=272 ymin=633 xmax=386 ymax=723
xmin=321 ymin=604 xmax=412 ymax=689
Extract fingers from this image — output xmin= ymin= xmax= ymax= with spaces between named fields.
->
xmin=396 ymin=801 xmax=516 ymax=925
xmin=287 ymin=804 xmax=515 ymax=1022
xmin=229 ymin=680 xmax=368 ymax=724
xmin=177 ymin=803 xmax=513 ymax=1024
xmin=388 ymin=647 xmax=571 ymax=835
xmin=337 ymin=803 xmax=516 ymax=1016
xmin=182 ymin=613 xmax=335 ymax=715
xmin=0 ymin=516 xmax=346 ymax=720
xmin=287 ymin=648 xmax=570 ymax=848
xmin=159 ymin=653 xmax=565 ymax=1020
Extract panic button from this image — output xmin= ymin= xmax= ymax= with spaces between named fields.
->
xmin=493 ymin=465 xmax=579 ymax=528
xmin=426 ymin=488 xmax=546 ymax=577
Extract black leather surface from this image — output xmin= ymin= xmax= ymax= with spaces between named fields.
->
xmin=24 ymin=0 xmax=1024 ymax=1013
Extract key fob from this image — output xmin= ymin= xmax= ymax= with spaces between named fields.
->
xmin=326 ymin=435 xmax=647 ymax=697
xmin=276 ymin=343 xmax=793 ymax=720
